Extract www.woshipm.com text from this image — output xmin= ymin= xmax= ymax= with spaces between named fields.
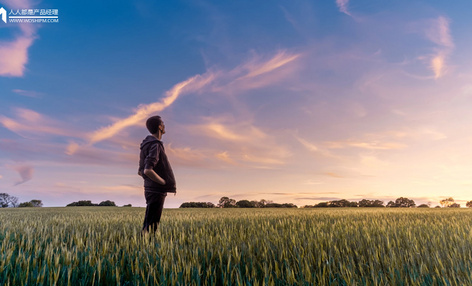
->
xmin=8 ymin=18 xmax=59 ymax=23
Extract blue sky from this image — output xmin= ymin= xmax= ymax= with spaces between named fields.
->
xmin=2 ymin=0 xmax=472 ymax=207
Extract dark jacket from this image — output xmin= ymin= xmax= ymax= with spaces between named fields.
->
xmin=139 ymin=135 xmax=176 ymax=193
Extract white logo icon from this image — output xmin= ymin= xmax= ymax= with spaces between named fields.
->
xmin=0 ymin=7 xmax=6 ymax=23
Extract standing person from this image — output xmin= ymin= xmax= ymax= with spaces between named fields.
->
xmin=138 ymin=115 xmax=176 ymax=233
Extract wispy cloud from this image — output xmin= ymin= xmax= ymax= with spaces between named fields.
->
xmin=165 ymin=144 xmax=208 ymax=167
xmin=12 ymin=89 xmax=43 ymax=98
xmin=78 ymin=50 xmax=301 ymax=151
xmin=323 ymin=172 xmax=345 ymax=178
xmin=426 ymin=16 xmax=454 ymax=79
xmin=191 ymin=118 xmax=291 ymax=167
xmin=336 ymin=0 xmax=351 ymax=16
xmin=0 ymin=108 xmax=76 ymax=138
xmin=418 ymin=127 xmax=447 ymax=141
xmin=225 ymin=51 xmax=301 ymax=91
xmin=0 ymin=1 xmax=38 ymax=77
xmin=296 ymin=196 xmax=342 ymax=201
xmin=296 ymin=136 xmax=318 ymax=152
xmin=13 ymin=165 xmax=34 ymax=185
xmin=215 ymin=151 xmax=236 ymax=165
xmin=63 ymin=144 xmax=137 ymax=167
xmin=0 ymin=36 xmax=35 ymax=77
xmin=194 ymin=119 xmax=267 ymax=143
xmin=86 ymin=73 xmax=216 ymax=146
xmin=325 ymin=140 xmax=406 ymax=150
xmin=236 ymin=51 xmax=300 ymax=80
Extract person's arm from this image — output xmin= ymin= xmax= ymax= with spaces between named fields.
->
xmin=143 ymin=168 xmax=166 ymax=185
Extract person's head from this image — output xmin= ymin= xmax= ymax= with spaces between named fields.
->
xmin=146 ymin=115 xmax=165 ymax=135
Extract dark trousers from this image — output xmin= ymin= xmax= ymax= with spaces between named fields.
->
xmin=142 ymin=191 xmax=166 ymax=232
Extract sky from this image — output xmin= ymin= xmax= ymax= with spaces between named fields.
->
xmin=1 ymin=0 xmax=472 ymax=208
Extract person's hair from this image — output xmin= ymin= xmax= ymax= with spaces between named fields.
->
xmin=146 ymin=116 xmax=162 ymax=134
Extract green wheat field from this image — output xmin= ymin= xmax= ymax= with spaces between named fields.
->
xmin=1 ymin=207 xmax=472 ymax=285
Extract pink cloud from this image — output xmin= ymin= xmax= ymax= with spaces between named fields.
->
xmin=336 ymin=0 xmax=351 ymax=16
xmin=13 ymin=165 xmax=34 ymax=185
xmin=426 ymin=16 xmax=453 ymax=48
xmin=79 ymin=50 xmax=301 ymax=151
xmin=2 ymin=0 xmax=33 ymax=8
xmin=0 ymin=0 xmax=38 ymax=77
xmin=425 ymin=16 xmax=454 ymax=79
xmin=237 ymin=51 xmax=300 ymax=80
xmin=189 ymin=118 xmax=291 ymax=167
xmin=0 ymin=36 xmax=35 ymax=77
xmin=325 ymin=140 xmax=407 ymax=150
xmin=84 ymin=72 xmax=216 ymax=147
xmin=12 ymin=89 xmax=43 ymax=98
xmin=0 ymin=108 xmax=77 ymax=138
xmin=165 ymin=144 xmax=208 ymax=167
xmin=63 ymin=144 xmax=137 ymax=167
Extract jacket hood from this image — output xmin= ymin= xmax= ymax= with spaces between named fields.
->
xmin=140 ymin=135 xmax=160 ymax=150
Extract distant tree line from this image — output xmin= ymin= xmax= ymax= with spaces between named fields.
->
xmin=180 ymin=196 xmax=472 ymax=209
xmin=18 ymin=200 xmax=43 ymax=208
xmin=1 ymin=192 xmax=471 ymax=209
xmin=180 ymin=197 xmax=298 ymax=208
xmin=440 ymin=197 xmax=462 ymax=208
xmin=65 ymin=200 xmax=132 ymax=207
xmin=305 ymin=197 xmax=418 ymax=208
xmin=180 ymin=202 xmax=216 ymax=208
xmin=0 ymin=193 xmax=42 ymax=208
xmin=66 ymin=200 xmax=117 ymax=207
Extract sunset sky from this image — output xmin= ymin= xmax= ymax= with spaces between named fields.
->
xmin=2 ymin=0 xmax=472 ymax=208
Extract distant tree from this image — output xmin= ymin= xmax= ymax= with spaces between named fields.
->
xmin=265 ymin=203 xmax=281 ymax=208
xmin=386 ymin=201 xmax=395 ymax=207
xmin=98 ymin=200 xmax=116 ymax=206
xmin=261 ymin=202 xmax=296 ymax=208
xmin=417 ymin=204 xmax=430 ymax=208
xmin=18 ymin=200 xmax=42 ymax=207
xmin=180 ymin=202 xmax=215 ymax=208
xmin=387 ymin=197 xmax=415 ymax=208
xmin=67 ymin=200 xmax=95 ymax=207
xmin=236 ymin=200 xmax=256 ymax=208
xmin=348 ymin=202 xmax=359 ymax=208
xmin=0 ymin=193 xmax=9 ymax=208
xmin=252 ymin=199 xmax=273 ymax=208
xmin=18 ymin=201 xmax=34 ymax=207
xmin=9 ymin=196 xmax=19 ymax=207
xmin=373 ymin=200 xmax=385 ymax=207
xmin=440 ymin=197 xmax=455 ymax=208
xmin=123 ymin=204 xmax=132 ymax=207
xmin=251 ymin=200 xmax=261 ymax=208
xmin=467 ymin=201 xmax=472 ymax=208
xmin=0 ymin=193 xmax=19 ymax=208
xmin=218 ymin=197 xmax=237 ymax=208
xmin=203 ymin=202 xmax=215 ymax=208
xmin=434 ymin=206 xmax=441 ymax=208
xmin=358 ymin=199 xmax=371 ymax=207
xmin=329 ymin=199 xmax=357 ymax=207
xmin=449 ymin=203 xmax=460 ymax=208
xmin=260 ymin=199 xmax=269 ymax=207
xmin=281 ymin=203 xmax=297 ymax=208
xmin=358 ymin=199 xmax=384 ymax=207
xmin=30 ymin=200 xmax=43 ymax=207
xmin=314 ymin=202 xmax=329 ymax=208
